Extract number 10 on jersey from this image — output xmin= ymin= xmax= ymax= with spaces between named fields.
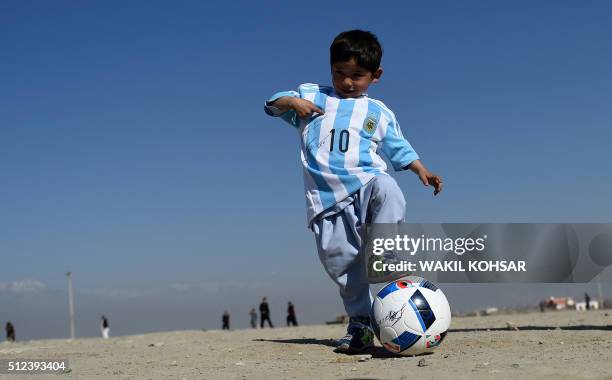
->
xmin=329 ymin=129 xmax=349 ymax=153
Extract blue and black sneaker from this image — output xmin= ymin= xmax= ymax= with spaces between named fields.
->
xmin=334 ymin=316 xmax=374 ymax=354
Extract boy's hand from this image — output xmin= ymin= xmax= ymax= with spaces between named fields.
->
xmin=419 ymin=172 xmax=443 ymax=195
xmin=289 ymin=98 xmax=324 ymax=119
xmin=406 ymin=160 xmax=443 ymax=195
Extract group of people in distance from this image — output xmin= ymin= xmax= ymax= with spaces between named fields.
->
xmin=223 ymin=297 xmax=298 ymax=330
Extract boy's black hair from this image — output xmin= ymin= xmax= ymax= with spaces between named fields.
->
xmin=330 ymin=30 xmax=383 ymax=73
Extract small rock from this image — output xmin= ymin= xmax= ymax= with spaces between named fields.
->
xmin=170 ymin=360 xmax=178 ymax=367
xmin=235 ymin=362 xmax=244 ymax=366
xmin=298 ymin=352 xmax=303 ymax=355
xmin=511 ymin=363 xmax=520 ymax=368
xmin=506 ymin=322 xmax=519 ymax=331
xmin=351 ymin=367 xmax=357 ymax=371
xmin=443 ymin=354 xmax=449 ymax=358
xmin=332 ymin=357 xmax=353 ymax=363
xmin=331 ymin=355 xmax=370 ymax=364
xmin=418 ymin=358 xmax=428 ymax=367
xmin=148 ymin=342 xmax=164 ymax=347
xmin=538 ymin=341 xmax=543 ymax=345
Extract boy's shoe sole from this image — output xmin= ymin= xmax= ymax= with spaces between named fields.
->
xmin=334 ymin=340 xmax=374 ymax=354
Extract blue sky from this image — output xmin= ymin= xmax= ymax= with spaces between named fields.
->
xmin=1 ymin=1 xmax=611 ymax=339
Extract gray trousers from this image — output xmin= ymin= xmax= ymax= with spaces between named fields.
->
xmin=311 ymin=175 xmax=406 ymax=317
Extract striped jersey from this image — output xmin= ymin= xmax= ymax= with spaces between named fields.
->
xmin=265 ymin=83 xmax=419 ymax=226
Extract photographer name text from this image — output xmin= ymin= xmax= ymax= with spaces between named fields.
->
xmin=372 ymin=260 xmax=526 ymax=272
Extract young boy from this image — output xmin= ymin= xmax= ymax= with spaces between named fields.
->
xmin=264 ymin=30 xmax=442 ymax=353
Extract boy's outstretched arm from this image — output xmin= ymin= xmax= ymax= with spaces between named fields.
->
xmin=404 ymin=160 xmax=443 ymax=195
xmin=377 ymin=115 xmax=442 ymax=195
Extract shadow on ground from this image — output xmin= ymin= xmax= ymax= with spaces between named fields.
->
xmin=253 ymin=338 xmax=337 ymax=348
xmin=449 ymin=324 xmax=612 ymax=333
xmin=253 ymin=338 xmax=432 ymax=359
xmin=254 ymin=324 xmax=611 ymax=358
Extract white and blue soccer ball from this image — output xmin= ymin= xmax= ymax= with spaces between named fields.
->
xmin=372 ymin=276 xmax=451 ymax=356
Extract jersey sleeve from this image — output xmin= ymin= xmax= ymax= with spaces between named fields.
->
xmin=379 ymin=113 xmax=420 ymax=171
xmin=264 ymin=90 xmax=301 ymax=128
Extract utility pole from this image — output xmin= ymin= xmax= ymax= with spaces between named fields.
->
xmin=597 ymin=276 xmax=604 ymax=310
xmin=66 ymin=272 xmax=75 ymax=340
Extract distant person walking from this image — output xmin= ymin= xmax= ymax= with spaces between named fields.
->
xmin=222 ymin=310 xmax=230 ymax=330
xmin=585 ymin=293 xmax=591 ymax=310
xmin=259 ymin=297 xmax=274 ymax=328
xmin=101 ymin=316 xmax=110 ymax=339
xmin=249 ymin=308 xmax=257 ymax=329
xmin=287 ymin=301 xmax=298 ymax=327
xmin=539 ymin=300 xmax=546 ymax=312
xmin=5 ymin=322 xmax=15 ymax=342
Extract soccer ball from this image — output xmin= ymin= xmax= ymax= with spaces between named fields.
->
xmin=372 ymin=276 xmax=451 ymax=356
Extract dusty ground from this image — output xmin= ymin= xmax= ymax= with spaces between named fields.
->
xmin=1 ymin=310 xmax=611 ymax=379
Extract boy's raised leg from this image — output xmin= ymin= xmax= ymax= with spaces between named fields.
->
xmin=313 ymin=175 xmax=407 ymax=353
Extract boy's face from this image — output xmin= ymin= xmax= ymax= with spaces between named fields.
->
xmin=331 ymin=58 xmax=382 ymax=98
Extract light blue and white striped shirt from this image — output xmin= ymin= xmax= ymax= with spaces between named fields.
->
xmin=265 ymin=83 xmax=419 ymax=226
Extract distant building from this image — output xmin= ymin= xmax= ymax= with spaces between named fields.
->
xmin=576 ymin=301 xmax=599 ymax=311
xmin=325 ymin=315 xmax=348 ymax=325
xmin=482 ymin=307 xmax=499 ymax=316
xmin=542 ymin=296 xmax=575 ymax=311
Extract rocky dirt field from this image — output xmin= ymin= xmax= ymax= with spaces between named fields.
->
xmin=1 ymin=310 xmax=611 ymax=379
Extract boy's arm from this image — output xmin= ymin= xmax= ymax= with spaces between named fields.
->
xmin=264 ymin=90 xmax=324 ymax=128
xmin=379 ymin=114 xmax=442 ymax=195
xmin=264 ymin=91 xmax=301 ymax=127
xmin=268 ymin=97 xmax=324 ymax=119
xmin=266 ymin=96 xmax=295 ymax=114
xmin=379 ymin=113 xmax=420 ymax=171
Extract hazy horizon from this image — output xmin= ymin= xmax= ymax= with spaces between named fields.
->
xmin=2 ymin=277 xmax=611 ymax=341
